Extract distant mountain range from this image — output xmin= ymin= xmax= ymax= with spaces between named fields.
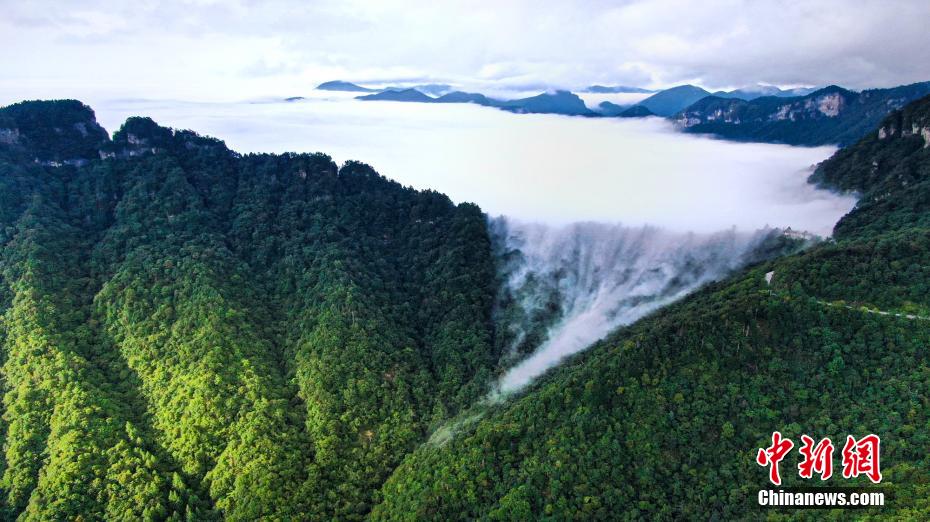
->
xmin=616 ymin=104 xmax=655 ymax=118
xmin=582 ymin=85 xmax=654 ymax=94
xmin=391 ymin=84 xmax=454 ymax=96
xmin=316 ymin=80 xmax=378 ymax=92
xmin=356 ymin=89 xmax=435 ymax=103
xmin=494 ymin=90 xmax=593 ymax=116
xmin=317 ymin=81 xmax=452 ymax=96
xmin=676 ymin=82 xmax=930 ymax=146
xmin=315 ymin=79 xmax=930 ymax=146
xmin=634 ymin=85 xmax=712 ymax=117
xmin=710 ymin=85 xmax=816 ymax=101
xmin=597 ymin=101 xmax=655 ymax=118
xmin=356 ymin=87 xmax=595 ymax=116
xmin=434 ymin=91 xmax=492 ymax=105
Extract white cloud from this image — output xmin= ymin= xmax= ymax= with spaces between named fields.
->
xmin=2 ymin=0 xmax=928 ymax=102
xmin=87 ymin=96 xmax=855 ymax=235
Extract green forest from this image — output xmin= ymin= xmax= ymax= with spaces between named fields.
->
xmin=0 ymin=95 xmax=928 ymax=520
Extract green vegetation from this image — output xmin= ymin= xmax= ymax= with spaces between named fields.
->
xmin=0 ymin=100 xmax=108 ymax=163
xmin=0 ymin=101 xmax=497 ymax=520
xmin=372 ymin=96 xmax=930 ymax=519
xmin=1 ymin=94 xmax=929 ymax=520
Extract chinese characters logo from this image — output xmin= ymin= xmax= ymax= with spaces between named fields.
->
xmin=756 ymin=431 xmax=881 ymax=485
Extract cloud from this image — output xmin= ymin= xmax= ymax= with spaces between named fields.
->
xmin=1 ymin=0 xmax=928 ymax=102
xmin=77 ymin=94 xmax=856 ymax=396
xmin=86 ymin=96 xmax=855 ymax=236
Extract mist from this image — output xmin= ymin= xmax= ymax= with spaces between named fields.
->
xmin=88 ymin=95 xmax=855 ymax=235
xmin=576 ymin=91 xmax=653 ymax=110
xmin=85 ymin=95 xmax=857 ymax=394
xmin=490 ymin=219 xmax=793 ymax=395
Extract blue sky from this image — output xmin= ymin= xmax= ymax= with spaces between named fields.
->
xmin=2 ymin=0 xmax=929 ymax=102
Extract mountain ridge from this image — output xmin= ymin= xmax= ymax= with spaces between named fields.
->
xmin=633 ymin=84 xmax=711 ymax=117
xmin=2 ymin=95 xmax=930 ymax=519
xmin=371 ymin=93 xmax=930 ymax=520
xmin=676 ymin=81 xmax=930 ymax=146
xmin=317 ymin=80 xmax=378 ymax=92
xmin=0 ymin=99 xmax=499 ymax=520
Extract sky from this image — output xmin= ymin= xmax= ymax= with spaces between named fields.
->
xmin=2 ymin=0 xmax=930 ymax=102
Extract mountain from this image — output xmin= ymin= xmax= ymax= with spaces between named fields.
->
xmin=317 ymin=80 xmax=378 ymax=92
xmin=356 ymin=88 xmax=435 ymax=102
xmin=0 ymin=100 xmax=497 ymax=520
xmin=434 ymin=91 xmax=493 ymax=105
xmin=618 ymin=104 xmax=655 ymax=118
xmin=354 ymin=88 xmax=594 ymax=116
xmin=634 ymin=84 xmax=711 ymax=116
xmin=711 ymin=85 xmax=817 ymax=101
xmin=583 ymin=85 xmax=653 ymax=94
xmin=596 ymin=102 xmax=656 ymax=118
xmin=808 ymin=93 xmax=930 ymax=236
xmin=595 ymin=100 xmax=627 ymax=116
xmin=372 ymin=95 xmax=930 ymax=520
xmin=318 ymin=81 xmax=453 ymax=96
xmin=495 ymin=90 xmax=595 ymax=116
xmin=676 ymin=82 xmax=930 ymax=146
xmin=397 ymin=83 xmax=454 ymax=96
xmin=0 ymin=99 xmax=109 ymax=164
xmin=782 ymin=87 xmax=818 ymax=97
xmin=4 ymin=96 xmax=930 ymax=520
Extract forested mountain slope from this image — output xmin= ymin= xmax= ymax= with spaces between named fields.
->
xmin=372 ymin=97 xmax=930 ymax=519
xmin=676 ymin=82 xmax=930 ymax=146
xmin=0 ymin=100 xmax=498 ymax=520
xmin=2 ymin=95 xmax=929 ymax=520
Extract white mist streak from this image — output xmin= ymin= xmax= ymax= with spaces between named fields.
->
xmin=492 ymin=219 xmax=781 ymax=395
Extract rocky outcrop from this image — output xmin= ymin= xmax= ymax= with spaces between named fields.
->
xmin=676 ymin=82 xmax=930 ymax=146
xmin=104 ymin=116 xmax=233 ymax=159
xmin=0 ymin=100 xmax=235 ymax=166
xmin=0 ymin=100 xmax=110 ymax=162
xmin=876 ymin=106 xmax=930 ymax=148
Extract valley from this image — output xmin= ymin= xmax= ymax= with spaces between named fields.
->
xmin=0 ymin=91 xmax=927 ymax=519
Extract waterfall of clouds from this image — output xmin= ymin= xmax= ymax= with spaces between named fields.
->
xmin=490 ymin=217 xmax=788 ymax=396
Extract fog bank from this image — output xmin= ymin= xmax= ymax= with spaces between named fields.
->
xmin=84 ymin=95 xmax=857 ymax=398
xmin=89 ymin=96 xmax=855 ymax=235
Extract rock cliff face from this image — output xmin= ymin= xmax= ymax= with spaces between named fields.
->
xmin=0 ymin=100 xmax=110 ymax=162
xmin=0 ymin=105 xmax=237 ymax=166
xmin=675 ymin=82 xmax=930 ymax=146
xmin=876 ymin=100 xmax=930 ymax=148
xmin=807 ymin=93 xmax=930 ymax=237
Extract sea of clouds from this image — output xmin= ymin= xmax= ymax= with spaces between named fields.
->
xmin=90 ymin=93 xmax=854 ymax=235
xmin=88 ymin=94 xmax=856 ymax=393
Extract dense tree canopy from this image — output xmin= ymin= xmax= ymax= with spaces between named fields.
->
xmin=1 ymin=95 xmax=929 ymax=520
xmin=0 ymin=101 xmax=498 ymax=520
xmin=373 ymin=95 xmax=930 ymax=520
